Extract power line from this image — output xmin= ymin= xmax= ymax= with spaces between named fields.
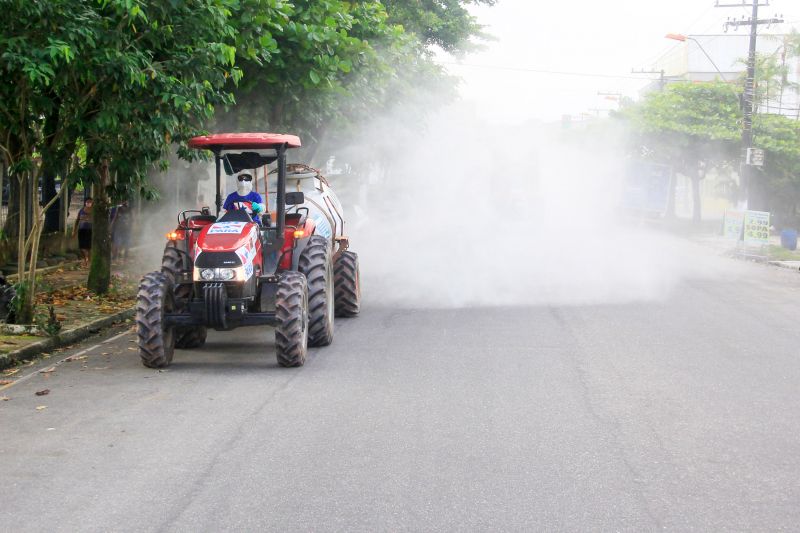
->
xmin=439 ymin=62 xmax=660 ymax=81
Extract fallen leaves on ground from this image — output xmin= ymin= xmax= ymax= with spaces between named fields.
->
xmin=35 ymin=405 xmax=47 ymax=411
xmin=3 ymin=368 xmax=20 ymax=376
xmin=1 ymin=396 xmax=9 ymax=401
xmin=39 ymin=367 xmax=56 ymax=374
xmin=64 ymin=355 xmax=87 ymax=362
xmin=35 ymin=389 xmax=50 ymax=396
xmin=0 ymin=379 xmax=13 ymax=385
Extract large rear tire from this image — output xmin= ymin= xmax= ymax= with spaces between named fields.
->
xmin=298 ymin=235 xmax=334 ymax=347
xmin=275 ymin=272 xmax=309 ymax=367
xmin=334 ymin=251 xmax=360 ymax=317
xmin=136 ymin=272 xmax=176 ymax=368
xmin=161 ymin=244 xmax=207 ymax=349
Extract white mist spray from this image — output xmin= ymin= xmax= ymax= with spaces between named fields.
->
xmin=331 ymin=103 xmax=737 ymax=308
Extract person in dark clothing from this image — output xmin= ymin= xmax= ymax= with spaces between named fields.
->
xmin=110 ymin=200 xmax=132 ymax=260
xmin=72 ymin=197 xmax=93 ymax=266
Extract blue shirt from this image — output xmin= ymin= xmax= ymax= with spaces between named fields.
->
xmin=223 ymin=191 xmax=263 ymax=223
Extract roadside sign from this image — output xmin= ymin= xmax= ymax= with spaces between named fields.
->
xmin=621 ymin=161 xmax=672 ymax=216
xmin=723 ymin=210 xmax=744 ymax=240
xmin=743 ymin=210 xmax=770 ymax=245
xmin=746 ymin=148 xmax=764 ymax=167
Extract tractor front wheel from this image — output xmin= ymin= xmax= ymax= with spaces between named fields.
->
xmin=299 ymin=235 xmax=334 ymax=347
xmin=334 ymin=251 xmax=361 ymax=317
xmin=136 ymin=272 xmax=176 ymax=368
xmin=161 ymin=244 xmax=206 ymax=349
xmin=275 ymin=272 xmax=309 ymax=367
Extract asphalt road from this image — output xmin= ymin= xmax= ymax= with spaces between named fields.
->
xmin=2 ymin=254 xmax=800 ymax=531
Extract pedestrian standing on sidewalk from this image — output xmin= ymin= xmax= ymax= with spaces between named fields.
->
xmin=72 ymin=197 xmax=93 ymax=266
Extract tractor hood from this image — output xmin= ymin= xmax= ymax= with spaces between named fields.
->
xmin=196 ymin=221 xmax=259 ymax=254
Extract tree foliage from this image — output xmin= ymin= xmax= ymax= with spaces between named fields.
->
xmin=382 ymin=0 xmax=496 ymax=53
xmin=0 ymin=0 xmax=243 ymax=306
xmin=0 ymin=0 xmax=494 ymax=313
xmin=620 ymin=81 xmax=800 ymax=223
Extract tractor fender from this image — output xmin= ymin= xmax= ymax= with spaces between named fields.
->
xmin=290 ymin=233 xmax=332 ymax=272
xmin=165 ymin=235 xmax=193 ymax=271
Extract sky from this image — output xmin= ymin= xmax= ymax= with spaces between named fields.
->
xmin=442 ymin=0 xmax=800 ymax=124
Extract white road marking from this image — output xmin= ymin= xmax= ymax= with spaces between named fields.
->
xmin=1 ymin=328 xmax=132 ymax=393
xmin=103 ymin=330 xmax=132 ymax=344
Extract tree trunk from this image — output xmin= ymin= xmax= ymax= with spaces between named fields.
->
xmin=41 ymin=167 xmax=59 ymax=233
xmin=691 ymin=176 xmax=702 ymax=223
xmin=664 ymin=171 xmax=677 ymax=219
xmin=4 ymin=176 xmax=20 ymax=240
xmin=40 ymin=104 xmax=62 ymax=234
xmin=88 ymin=162 xmax=112 ymax=294
xmin=16 ymin=176 xmax=27 ymax=280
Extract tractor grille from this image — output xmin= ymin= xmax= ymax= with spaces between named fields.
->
xmin=202 ymin=283 xmax=227 ymax=329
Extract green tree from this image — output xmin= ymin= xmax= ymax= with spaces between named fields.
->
xmin=621 ymin=82 xmax=741 ymax=222
xmin=622 ymin=81 xmax=800 ymax=223
xmin=0 ymin=0 xmax=98 ymax=322
xmin=382 ymin=0 xmax=496 ymax=53
xmin=753 ymin=114 xmax=800 ymax=225
xmin=0 ymin=0 xmax=241 ymax=313
xmin=73 ymin=0 xmax=241 ymax=294
xmin=226 ymin=0 xmax=471 ymax=162
xmin=226 ymin=1 xmax=394 ymax=147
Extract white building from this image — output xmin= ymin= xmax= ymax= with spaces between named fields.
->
xmin=644 ymin=33 xmax=800 ymax=118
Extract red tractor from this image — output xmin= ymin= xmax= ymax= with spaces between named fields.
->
xmin=136 ymin=133 xmax=361 ymax=368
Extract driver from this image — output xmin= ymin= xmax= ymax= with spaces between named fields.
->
xmin=223 ymin=171 xmax=266 ymax=224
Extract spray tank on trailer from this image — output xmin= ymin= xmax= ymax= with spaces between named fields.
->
xmin=268 ymin=164 xmax=347 ymax=246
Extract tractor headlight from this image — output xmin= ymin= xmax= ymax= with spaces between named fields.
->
xmin=218 ymin=268 xmax=236 ymax=281
xmin=194 ymin=266 xmax=249 ymax=282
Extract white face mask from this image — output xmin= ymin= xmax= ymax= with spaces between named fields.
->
xmin=236 ymin=178 xmax=252 ymax=196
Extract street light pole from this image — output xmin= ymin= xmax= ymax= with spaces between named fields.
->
xmin=664 ymin=34 xmax=729 ymax=82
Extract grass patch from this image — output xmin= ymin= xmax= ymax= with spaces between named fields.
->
xmin=767 ymin=244 xmax=800 ymax=261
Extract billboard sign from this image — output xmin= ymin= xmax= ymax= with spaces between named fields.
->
xmin=743 ymin=210 xmax=770 ymax=245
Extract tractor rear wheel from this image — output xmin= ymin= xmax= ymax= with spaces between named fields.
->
xmin=334 ymin=251 xmax=360 ymax=317
xmin=298 ymin=235 xmax=334 ymax=347
xmin=275 ymin=271 xmax=309 ymax=367
xmin=136 ymin=271 xmax=176 ymax=368
xmin=161 ymin=244 xmax=207 ymax=349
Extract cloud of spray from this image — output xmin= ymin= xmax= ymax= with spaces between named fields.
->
xmin=126 ymin=102 xmax=738 ymax=308
xmin=133 ymin=156 xmax=218 ymax=271
xmin=332 ymin=104 xmax=737 ymax=308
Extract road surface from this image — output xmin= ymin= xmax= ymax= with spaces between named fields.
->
xmin=2 ymin=254 xmax=800 ymax=531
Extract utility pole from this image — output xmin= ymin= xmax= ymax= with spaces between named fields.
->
xmin=631 ymin=68 xmax=666 ymax=90
xmin=715 ymin=1 xmax=783 ymax=209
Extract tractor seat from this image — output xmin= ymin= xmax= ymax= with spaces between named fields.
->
xmin=218 ymin=209 xmax=253 ymax=223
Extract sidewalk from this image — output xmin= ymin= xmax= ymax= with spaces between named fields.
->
xmin=645 ymin=216 xmax=800 ymax=271
xmin=0 ymin=260 xmax=142 ymax=370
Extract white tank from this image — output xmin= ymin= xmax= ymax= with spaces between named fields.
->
xmin=267 ymin=164 xmax=346 ymax=241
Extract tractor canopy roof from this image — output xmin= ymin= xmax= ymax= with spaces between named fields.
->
xmin=188 ymin=133 xmax=302 ymax=151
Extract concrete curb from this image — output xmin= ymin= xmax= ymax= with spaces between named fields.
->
xmin=768 ymin=260 xmax=800 ymax=271
xmin=5 ymin=260 xmax=83 ymax=282
xmin=0 ymin=308 xmax=134 ymax=370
